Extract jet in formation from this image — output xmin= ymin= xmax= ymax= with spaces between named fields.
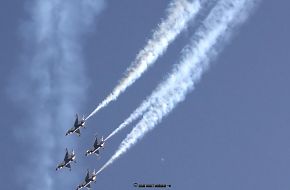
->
xmin=56 ymin=148 xmax=76 ymax=171
xmin=76 ymin=169 xmax=97 ymax=190
xmin=66 ymin=114 xmax=86 ymax=136
xmin=85 ymin=136 xmax=105 ymax=157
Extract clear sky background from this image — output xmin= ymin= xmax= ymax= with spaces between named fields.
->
xmin=1 ymin=0 xmax=290 ymax=190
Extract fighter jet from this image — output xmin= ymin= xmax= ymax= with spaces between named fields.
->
xmin=65 ymin=114 xmax=86 ymax=136
xmin=85 ymin=136 xmax=105 ymax=157
xmin=56 ymin=148 xmax=76 ymax=171
xmin=76 ymin=169 xmax=97 ymax=190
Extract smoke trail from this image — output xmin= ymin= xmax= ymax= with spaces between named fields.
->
xmin=105 ymin=96 xmax=152 ymax=141
xmin=97 ymin=0 xmax=258 ymax=175
xmin=86 ymin=0 xmax=201 ymax=120
xmin=8 ymin=0 xmax=105 ymax=189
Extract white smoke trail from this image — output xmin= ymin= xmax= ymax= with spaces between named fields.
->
xmin=8 ymin=0 xmax=105 ymax=189
xmin=97 ymin=0 xmax=258 ymax=175
xmin=86 ymin=0 xmax=201 ymax=120
xmin=103 ymin=0 xmax=220 ymax=142
xmin=105 ymin=96 xmax=152 ymax=141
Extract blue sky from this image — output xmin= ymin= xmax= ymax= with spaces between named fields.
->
xmin=1 ymin=0 xmax=290 ymax=190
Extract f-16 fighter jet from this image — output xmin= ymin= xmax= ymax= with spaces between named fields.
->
xmin=65 ymin=114 xmax=86 ymax=136
xmin=76 ymin=169 xmax=97 ymax=190
xmin=85 ymin=136 xmax=105 ymax=157
xmin=56 ymin=148 xmax=76 ymax=171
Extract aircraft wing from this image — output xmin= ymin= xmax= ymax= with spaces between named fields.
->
xmin=85 ymin=170 xmax=90 ymax=181
xmin=93 ymin=137 xmax=99 ymax=148
xmin=64 ymin=148 xmax=69 ymax=160
xmin=75 ymin=129 xmax=81 ymax=136
xmin=74 ymin=114 xmax=79 ymax=126
xmin=66 ymin=163 xmax=71 ymax=169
